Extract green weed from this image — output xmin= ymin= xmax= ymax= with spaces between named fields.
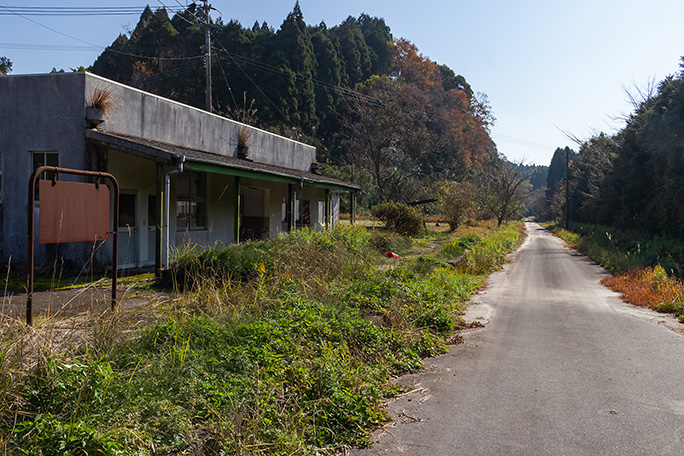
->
xmin=547 ymin=222 xmax=684 ymax=275
xmin=1 ymin=222 xmax=523 ymax=455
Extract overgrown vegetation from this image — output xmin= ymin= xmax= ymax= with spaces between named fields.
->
xmin=371 ymin=202 xmax=424 ymax=237
xmin=602 ymin=266 xmax=684 ymax=323
xmin=1 ymin=222 xmax=522 ymax=455
xmin=547 ymin=222 xmax=684 ymax=322
xmin=547 ymin=222 xmax=683 ymax=276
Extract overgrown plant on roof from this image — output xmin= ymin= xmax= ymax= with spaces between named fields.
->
xmin=88 ymin=87 xmax=115 ymax=116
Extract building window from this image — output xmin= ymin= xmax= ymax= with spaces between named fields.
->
xmin=176 ymin=171 xmax=206 ymax=229
xmin=32 ymin=151 xmax=58 ymax=201
xmin=0 ymin=150 xmax=3 ymax=203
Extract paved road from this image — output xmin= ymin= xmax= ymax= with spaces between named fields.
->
xmin=352 ymin=221 xmax=684 ymax=455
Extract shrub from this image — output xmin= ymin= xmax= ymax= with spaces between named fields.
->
xmin=437 ymin=180 xmax=475 ymax=231
xmin=371 ymin=202 xmax=423 ymax=237
xmin=169 ymin=241 xmax=273 ymax=290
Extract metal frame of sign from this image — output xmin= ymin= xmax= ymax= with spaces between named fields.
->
xmin=27 ymin=166 xmax=120 ymax=326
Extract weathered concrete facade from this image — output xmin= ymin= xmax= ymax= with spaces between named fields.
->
xmin=0 ymin=72 xmax=358 ymax=270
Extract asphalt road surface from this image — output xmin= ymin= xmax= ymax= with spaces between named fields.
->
xmin=352 ymin=221 xmax=684 ymax=455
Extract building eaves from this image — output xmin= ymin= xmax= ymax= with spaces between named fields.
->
xmin=85 ymin=129 xmax=360 ymax=192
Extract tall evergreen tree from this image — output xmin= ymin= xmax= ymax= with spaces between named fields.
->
xmin=330 ymin=17 xmax=372 ymax=86
xmin=270 ymin=2 xmax=318 ymax=133
xmin=546 ymin=147 xmax=574 ymax=221
xmin=357 ymin=14 xmax=393 ymax=76
xmin=310 ymin=23 xmax=343 ymax=142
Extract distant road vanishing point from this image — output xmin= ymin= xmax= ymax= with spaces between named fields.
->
xmin=352 ymin=221 xmax=684 ymax=456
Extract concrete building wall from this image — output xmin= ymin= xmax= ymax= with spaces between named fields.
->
xmin=0 ymin=73 xmax=89 ymax=264
xmin=0 ymin=72 xmax=342 ymax=269
xmin=84 ymin=73 xmax=316 ymax=171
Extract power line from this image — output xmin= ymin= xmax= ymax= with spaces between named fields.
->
xmin=0 ymin=42 xmax=98 ymax=51
xmin=210 ymin=33 xmax=297 ymax=130
xmin=0 ymin=6 xmax=186 ymax=16
xmin=491 ymin=133 xmax=553 ymax=152
xmin=0 ymin=6 xmax=204 ymax=61
xmin=0 ymin=42 xmax=201 ymax=55
xmin=215 ymin=52 xmax=238 ymax=111
xmin=214 ymin=48 xmax=383 ymax=108
xmin=3 ymin=5 xmax=551 ymax=154
xmin=139 ymin=60 xmax=201 ymax=86
xmin=212 ymin=42 xmax=551 ymax=153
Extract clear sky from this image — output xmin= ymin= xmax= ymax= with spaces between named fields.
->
xmin=2 ymin=0 xmax=683 ymax=165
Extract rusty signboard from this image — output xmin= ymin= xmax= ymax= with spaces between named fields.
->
xmin=27 ymin=167 xmax=119 ymax=326
xmin=38 ymin=179 xmax=110 ymax=244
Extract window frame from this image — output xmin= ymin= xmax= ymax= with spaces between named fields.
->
xmin=176 ymin=171 xmax=207 ymax=230
xmin=30 ymin=150 xmax=59 ymax=202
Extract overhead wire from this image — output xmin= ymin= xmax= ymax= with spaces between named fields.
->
xmin=214 ymin=51 xmax=238 ymax=111
xmin=213 ymin=47 xmax=383 ymax=108
xmin=2 ymin=4 xmax=550 ymax=152
xmin=0 ymin=42 xmax=98 ymax=51
xmin=210 ymin=35 xmax=297 ymax=130
xmin=490 ymin=133 xmax=553 ymax=152
xmin=0 ymin=5 xmax=203 ymax=61
xmin=139 ymin=60 xmax=201 ymax=86
xmin=0 ymin=6 xmax=186 ymax=16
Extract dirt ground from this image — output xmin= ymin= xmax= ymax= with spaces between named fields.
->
xmin=1 ymin=284 xmax=160 ymax=322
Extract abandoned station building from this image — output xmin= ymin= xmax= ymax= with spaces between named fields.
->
xmin=0 ymin=72 xmax=359 ymax=271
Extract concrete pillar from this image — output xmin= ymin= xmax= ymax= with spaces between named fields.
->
xmin=155 ymin=162 xmax=163 ymax=276
xmin=288 ymin=183 xmax=295 ymax=231
xmin=234 ymin=176 xmax=240 ymax=244
xmin=325 ymin=189 xmax=331 ymax=230
xmin=351 ymin=191 xmax=357 ymax=225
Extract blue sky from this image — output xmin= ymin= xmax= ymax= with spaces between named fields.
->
xmin=2 ymin=0 xmax=684 ymax=165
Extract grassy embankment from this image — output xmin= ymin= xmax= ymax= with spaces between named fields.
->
xmin=1 ymin=221 xmax=522 ymax=455
xmin=547 ymin=222 xmax=684 ymax=322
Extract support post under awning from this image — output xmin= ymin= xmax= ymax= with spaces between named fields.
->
xmin=234 ymin=176 xmax=241 ymax=244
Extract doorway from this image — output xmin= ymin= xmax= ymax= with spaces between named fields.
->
xmin=118 ymin=191 xmax=137 ymax=269
xmin=240 ymin=187 xmax=270 ymax=241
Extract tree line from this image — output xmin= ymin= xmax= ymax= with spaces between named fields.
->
xmin=85 ymin=3 xmax=540 ymax=224
xmin=544 ymin=58 xmax=684 ymax=238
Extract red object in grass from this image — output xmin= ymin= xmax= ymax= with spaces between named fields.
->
xmin=387 ymin=251 xmax=401 ymax=259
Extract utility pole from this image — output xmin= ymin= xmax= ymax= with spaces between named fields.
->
xmin=565 ymin=148 xmax=570 ymax=228
xmin=200 ymin=0 xmax=213 ymax=112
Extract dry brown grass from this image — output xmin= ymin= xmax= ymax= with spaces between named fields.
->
xmin=601 ymin=266 xmax=684 ymax=312
xmin=88 ymin=87 xmax=115 ymax=115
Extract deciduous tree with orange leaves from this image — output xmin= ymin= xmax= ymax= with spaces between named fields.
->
xmin=341 ymin=38 xmax=496 ymax=203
